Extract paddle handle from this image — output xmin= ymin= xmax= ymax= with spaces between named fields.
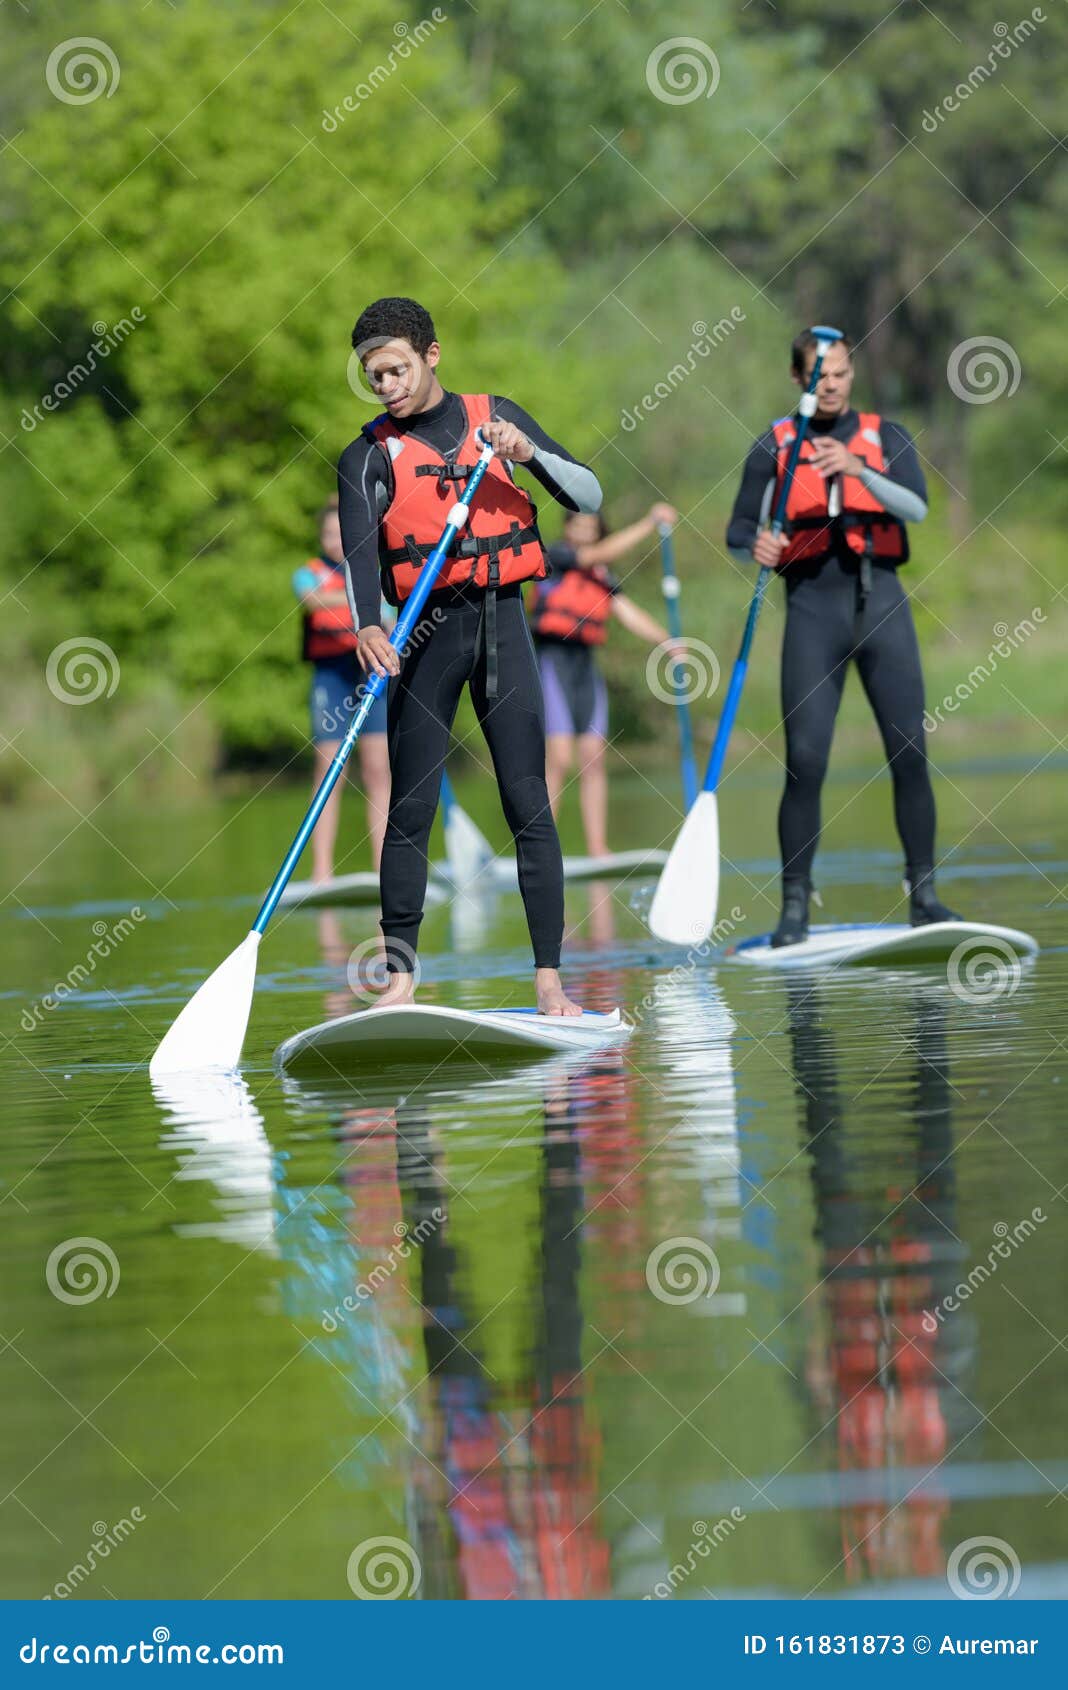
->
xmin=657 ymin=523 xmax=698 ymax=810
xmin=252 ymin=436 xmax=496 ymax=933
xmin=700 ymin=329 xmax=841 ymax=796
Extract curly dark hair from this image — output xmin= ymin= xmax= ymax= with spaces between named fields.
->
xmin=352 ymin=297 xmax=437 ymax=356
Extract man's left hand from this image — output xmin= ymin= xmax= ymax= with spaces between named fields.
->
xmin=810 ymin=438 xmax=864 ymax=479
xmin=480 ymin=419 xmax=534 ymax=464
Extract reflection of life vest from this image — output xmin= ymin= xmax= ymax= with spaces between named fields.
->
xmin=301 ymin=557 xmax=359 ymax=660
xmin=772 ymin=411 xmax=909 ymax=568
xmin=364 ymin=394 xmax=548 ymax=606
xmin=531 ymin=560 xmax=613 ymax=645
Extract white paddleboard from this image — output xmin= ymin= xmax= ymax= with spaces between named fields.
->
xmin=274 ymin=1003 xmax=632 ymax=1071
xmin=725 ymin=920 xmax=1039 ymax=969
xmin=278 ymin=873 xmax=446 ymax=911
xmin=433 ymin=848 xmax=669 ymax=892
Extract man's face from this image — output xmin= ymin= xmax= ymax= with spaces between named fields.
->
xmin=361 ymin=337 xmax=440 ymax=419
xmin=320 ymin=510 xmax=343 ymax=562
xmin=794 ymin=342 xmax=854 ymax=417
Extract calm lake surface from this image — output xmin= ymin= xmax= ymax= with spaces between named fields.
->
xmin=2 ymin=755 xmax=1066 ymax=1600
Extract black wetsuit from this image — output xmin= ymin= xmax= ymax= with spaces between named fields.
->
xmin=338 ymin=391 xmax=600 ymax=971
xmin=727 ymin=409 xmax=936 ymax=886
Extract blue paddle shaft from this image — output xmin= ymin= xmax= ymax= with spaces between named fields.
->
xmin=252 ymin=441 xmax=496 ymax=933
xmin=657 ymin=523 xmax=698 ymax=810
xmin=701 ymin=329 xmax=842 ymax=796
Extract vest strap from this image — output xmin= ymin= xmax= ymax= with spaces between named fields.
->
xmin=383 ymin=522 xmax=539 ymax=567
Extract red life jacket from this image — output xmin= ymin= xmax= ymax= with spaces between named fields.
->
xmin=300 ymin=557 xmax=359 ymax=660
xmin=772 ymin=411 xmax=909 ymax=568
xmin=530 ymin=559 xmax=613 ymax=646
xmin=364 ymin=393 xmax=548 ymax=605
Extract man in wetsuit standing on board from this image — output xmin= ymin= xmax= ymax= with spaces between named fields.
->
xmin=337 ymin=296 xmax=603 ymax=1014
xmin=727 ymin=329 xmax=959 ymax=946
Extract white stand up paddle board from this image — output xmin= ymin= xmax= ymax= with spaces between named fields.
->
xmin=278 ymin=873 xmax=447 ymax=911
xmin=433 ymin=848 xmax=669 ymax=892
xmin=274 ymin=1003 xmax=632 ymax=1071
xmin=725 ymin=920 xmax=1039 ymax=969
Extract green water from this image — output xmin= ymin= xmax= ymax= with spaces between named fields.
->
xmin=2 ymin=758 xmax=1067 ymax=1600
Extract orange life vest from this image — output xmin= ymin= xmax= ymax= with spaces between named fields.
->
xmin=530 ymin=559 xmax=614 ymax=646
xmin=364 ymin=393 xmax=548 ymax=605
xmin=300 ymin=558 xmax=359 ymax=660
xmin=772 ymin=411 xmax=909 ymax=568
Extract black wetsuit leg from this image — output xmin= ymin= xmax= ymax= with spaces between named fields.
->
xmin=381 ymin=585 xmax=564 ymax=971
xmin=778 ymin=558 xmax=937 ymax=883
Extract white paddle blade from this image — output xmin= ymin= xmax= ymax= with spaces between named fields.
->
xmin=648 ymin=791 xmax=720 ymax=945
xmin=444 ymin=801 xmax=494 ymax=887
xmin=149 ymin=930 xmax=262 ymax=1077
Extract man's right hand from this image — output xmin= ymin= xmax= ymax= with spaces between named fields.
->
xmin=357 ymin=625 xmax=401 ymax=679
xmin=752 ymin=529 xmax=789 ymax=570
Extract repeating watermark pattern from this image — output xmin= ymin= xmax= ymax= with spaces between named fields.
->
xmin=924 ymin=609 xmax=1045 ymax=731
xmin=947 ymin=336 xmax=1022 ymax=404
xmin=322 ymin=11 xmax=448 ymax=131
xmin=644 ymin=1509 xmax=747 ymax=1598
xmin=947 ymin=1535 xmax=1022 ymax=1599
xmin=646 ymin=636 xmax=720 ymax=706
xmin=921 ymin=11 xmax=1046 ymax=132
xmin=314 ymin=608 xmax=444 ymax=738
xmin=346 ymin=1536 xmax=422 ymax=1599
xmin=620 ymin=312 xmax=746 ymax=432
xmin=43 ymin=1511 xmax=146 ymax=1600
xmin=21 ymin=909 xmax=147 ymax=1033
xmin=346 ymin=937 xmax=421 ymax=1002
xmin=45 ymin=1238 xmax=120 ymax=1305
xmin=646 ymin=1237 xmax=721 ymax=1305
xmin=947 ymin=935 xmax=1022 ymax=1004
xmin=46 ymin=637 xmax=121 ymax=705
xmin=322 ymin=1210 xmax=445 ymax=1332
xmin=45 ymin=38 xmax=120 ymax=105
xmin=20 ymin=310 xmax=146 ymax=432
xmin=646 ymin=38 xmax=720 ymax=105
xmin=921 ymin=1210 xmax=1046 ymax=1333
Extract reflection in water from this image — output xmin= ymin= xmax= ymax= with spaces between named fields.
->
xmin=786 ymin=977 xmax=977 ymax=1586
xmin=279 ymin=1055 xmax=620 ymax=1598
xmin=152 ymin=1071 xmax=278 ymax=1254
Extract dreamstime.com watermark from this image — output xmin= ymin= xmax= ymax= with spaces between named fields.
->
xmin=45 ymin=37 xmax=120 ymax=104
xmin=645 ymin=1509 xmax=747 ymax=1598
xmin=921 ymin=11 xmax=1046 ymax=132
xmin=46 ymin=637 xmax=121 ymax=704
xmin=646 ymin=37 xmax=720 ymax=104
xmin=322 ymin=1211 xmax=444 ymax=1331
xmin=22 ymin=909 xmax=146 ymax=1032
xmin=19 ymin=1631 xmax=284 ymax=1666
xmin=45 ymin=1237 xmax=120 ymax=1305
xmin=947 ymin=1536 xmax=1022 ymax=1599
xmin=947 ymin=336 xmax=1022 ymax=404
xmin=947 ymin=934 xmax=1023 ymax=1004
xmin=322 ymin=11 xmax=447 ymax=130
xmin=347 ymin=1536 xmax=422 ymax=1598
xmin=646 ymin=1237 xmax=721 ymax=1305
xmin=646 ymin=637 xmax=720 ymax=706
xmin=21 ymin=311 xmax=145 ymax=431
xmin=316 ymin=607 xmax=444 ymax=737
xmin=921 ymin=1211 xmax=1046 ymax=1332
xmin=43 ymin=1511 xmax=146 ymax=1599
xmin=621 ymin=311 xmax=746 ymax=432
xmin=924 ymin=609 xmax=1044 ymax=730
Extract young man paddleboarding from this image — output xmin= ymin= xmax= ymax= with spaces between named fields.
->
xmin=337 ymin=296 xmax=603 ymax=1015
xmin=727 ymin=328 xmax=959 ymax=946
xmin=531 ymin=503 xmax=682 ymax=858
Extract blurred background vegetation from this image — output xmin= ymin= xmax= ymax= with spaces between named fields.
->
xmin=2 ymin=0 xmax=1065 ymax=805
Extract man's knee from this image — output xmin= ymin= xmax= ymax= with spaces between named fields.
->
xmin=385 ymin=794 xmax=437 ymax=847
xmin=500 ymin=774 xmax=553 ymax=835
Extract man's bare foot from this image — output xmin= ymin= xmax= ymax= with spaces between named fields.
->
xmin=367 ymin=971 xmax=417 ymax=1011
xmin=535 ymin=967 xmax=582 ymax=1017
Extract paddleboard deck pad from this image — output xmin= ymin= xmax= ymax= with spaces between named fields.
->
xmin=278 ymin=873 xmax=445 ymax=911
xmin=274 ymin=1004 xmax=632 ymax=1071
xmin=725 ymin=920 xmax=1038 ymax=969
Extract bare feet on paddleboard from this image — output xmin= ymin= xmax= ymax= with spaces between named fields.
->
xmin=368 ymin=970 xmax=417 ymax=1010
xmin=535 ymin=968 xmax=582 ymax=1017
